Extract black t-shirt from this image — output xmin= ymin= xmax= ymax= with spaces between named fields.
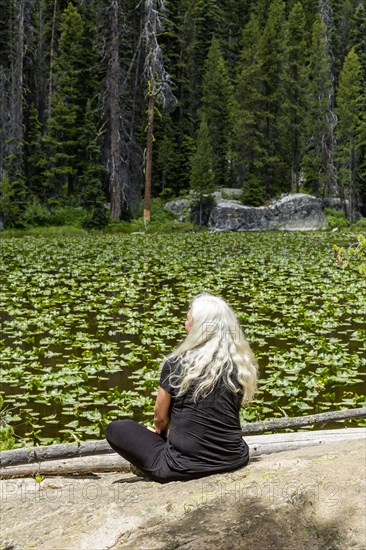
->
xmin=159 ymin=357 xmax=249 ymax=474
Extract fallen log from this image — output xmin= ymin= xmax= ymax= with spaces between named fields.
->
xmin=247 ymin=427 xmax=365 ymax=458
xmin=1 ymin=407 xmax=365 ymax=469
xmin=1 ymin=428 xmax=364 ymax=479
xmin=0 ymin=454 xmax=129 ymax=478
xmin=240 ymin=407 xmax=366 ymax=434
xmin=0 ymin=439 xmax=111 ymax=468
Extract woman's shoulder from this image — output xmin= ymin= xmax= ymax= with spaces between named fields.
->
xmin=159 ymin=355 xmax=182 ymax=394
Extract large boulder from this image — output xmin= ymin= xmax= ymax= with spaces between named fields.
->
xmin=209 ymin=193 xmax=327 ymax=232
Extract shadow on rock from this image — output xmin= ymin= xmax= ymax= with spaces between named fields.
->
xmin=116 ymin=492 xmax=347 ymax=550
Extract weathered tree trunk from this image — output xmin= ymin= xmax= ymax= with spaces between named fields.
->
xmin=0 ymin=439 xmax=112 ymax=468
xmin=35 ymin=0 xmax=46 ymax=124
xmin=1 ymin=428 xmax=364 ymax=478
xmin=143 ymin=0 xmax=157 ymax=225
xmin=1 ymin=408 xmax=364 ymax=469
xmin=7 ymin=0 xmax=27 ymax=175
xmin=247 ymin=427 xmax=365 ymax=458
xmin=108 ymin=0 xmax=122 ymax=220
xmin=144 ymin=92 xmax=154 ymax=224
xmin=240 ymin=407 xmax=366 ymax=434
xmin=320 ymin=0 xmax=338 ymax=198
xmin=0 ymin=454 xmax=128 ymax=478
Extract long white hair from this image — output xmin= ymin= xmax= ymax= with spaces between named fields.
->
xmin=166 ymin=293 xmax=258 ymax=405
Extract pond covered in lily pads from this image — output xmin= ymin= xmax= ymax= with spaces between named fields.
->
xmin=0 ymin=231 xmax=365 ymax=446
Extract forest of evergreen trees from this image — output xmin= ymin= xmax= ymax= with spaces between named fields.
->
xmin=0 ymin=0 xmax=365 ymax=228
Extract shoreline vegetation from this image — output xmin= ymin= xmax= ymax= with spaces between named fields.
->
xmin=1 ymin=197 xmax=366 ymax=238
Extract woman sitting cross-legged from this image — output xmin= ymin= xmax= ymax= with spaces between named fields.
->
xmin=105 ymin=293 xmax=258 ymax=483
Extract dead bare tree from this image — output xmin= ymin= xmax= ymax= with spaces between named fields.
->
xmin=99 ymin=0 xmax=144 ymax=219
xmin=107 ymin=0 xmax=123 ymax=220
xmin=47 ymin=0 xmax=58 ymax=122
xmin=320 ymin=0 xmax=338 ymax=198
xmin=8 ymin=0 xmax=26 ymax=175
xmin=0 ymin=0 xmax=35 ymax=180
xmin=141 ymin=0 xmax=176 ymax=224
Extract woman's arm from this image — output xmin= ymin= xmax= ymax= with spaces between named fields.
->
xmin=154 ymin=386 xmax=171 ymax=437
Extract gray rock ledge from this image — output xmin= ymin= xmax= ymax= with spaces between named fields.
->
xmin=209 ymin=193 xmax=327 ymax=232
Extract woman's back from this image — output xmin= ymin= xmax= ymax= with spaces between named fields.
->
xmin=160 ymin=358 xmax=249 ymax=474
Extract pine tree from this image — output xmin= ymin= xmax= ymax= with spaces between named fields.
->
xmin=176 ymin=0 xmax=222 ymax=128
xmin=216 ymin=0 xmax=253 ymax=70
xmin=284 ymin=2 xmax=309 ymax=192
xmin=43 ymin=2 xmax=86 ymax=200
xmin=327 ymin=0 xmax=347 ymax=78
xmin=302 ymin=14 xmax=336 ymax=196
xmin=233 ymin=13 xmax=265 ymax=201
xmin=356 ymin=105 xmax=366 ymax=216
xmin=174 ymin=134 xmax=196 ymax=195
xmin=190 ymin=116 xmax=214 ymax=193
xmin=256 ymin=0 xmax=288 ymax=195
xmin=296 ymin=0 xmax=319 ymax=29
xmin=24 ymin=104 xmax=48 ymax=200
xmin=201 ymin=37 xmax=234 ymax=189
xmin=189 ymin=0 xmax=222 ymax=84
xmin=351 ymin=2 xmax=366 ymax=214
xmin=0 ymin=173 xmax=27 ymax=228
xmin=250 ymin=0 xmax=272 ymax=26
xmin=336 ymin=48 xmax=364 ymax=222
xmin=78 ymin=100 xmax=105 ymax=211
xmin=349 ymin=3 xmax=366 ymax=82
xmin=153 ymin=113 xmax=179 ymax=197
xmin=190 ymin=115 xmax=215 ymax=225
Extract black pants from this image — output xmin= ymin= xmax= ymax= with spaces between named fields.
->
xmin=105 ymin=419 xmax=206 ymax=483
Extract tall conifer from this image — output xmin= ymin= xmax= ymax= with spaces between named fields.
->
xmin=302 ymin=14 xmax=336 ymax=196
xmin=190 ymin=115 xmax=215 ymax=196
xmin=256 ymin=0 xmax=287 ymax=195
xmin=190 ymin=115 xmax=215 ymax=225
xmin=233 ymin=13 xmax=264 ymax=201
xmin=284 ymin=2 xmax=309 ymax=192
xmin=44 ymin=2 xmax=85 ymax=199
xmin=336 ymin=48 xmax=364 ymax=221
xmin=78 ymin=100 xmax=105 ymax=211
xmin=201 ymin=37 xmax=233 ymax=188
xmin=349 ymin=3 xmax=366 ymax=82
xmin=24 ymin=105 xmax=47 ymax=200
